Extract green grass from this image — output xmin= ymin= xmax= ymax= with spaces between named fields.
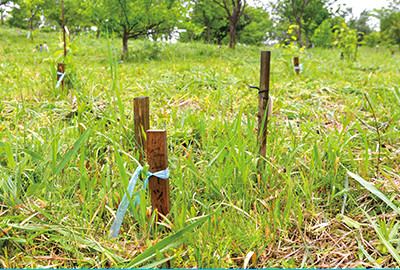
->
xmin=1 ymin=25 xmax=400 ymax=268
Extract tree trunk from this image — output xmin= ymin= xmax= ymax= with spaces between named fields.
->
xmin=229 ymin=20 xmax=236 ymax=49
xmin=206 ymin=26 xmax=210 ymax=44
xmin=297 ymin=21 xmax=303 ymax=47
xmin=1 ymin=12 xmax=4 ymax=26
xmin=305 ymin=38 xmax=310 ymax=49
xmin=190 ymin=32 xmax=194 ymax=42
xmin=96 ymin=28 xmax=100 ymax=39
xmin=122 ymin=32 xmax=128 ymax=56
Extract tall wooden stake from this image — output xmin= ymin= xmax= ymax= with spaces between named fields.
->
xmin=147 ymin=130 xmax=170 ymax=217
xmin=57 ymin=63 xmax=66 ymax=90
xmin=294 ymin=56 xmax=300 ymax=75
xmin=134 ymin=97 xmax=150 ymax=165
xmin=257 ymin=51 xmax=271 ymax=161
xmin=62 ymin=0 xmax=66 ymax=58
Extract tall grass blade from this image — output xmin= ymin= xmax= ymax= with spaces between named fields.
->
xmin=126 ymin=209 xmax=220 ymax=268
xmin=54 ymin=128 xmax=91 ymax=175
xmin=362 ymin=208 xmax=400 ymax=265
xmin=347 ymin=171 xmax=400 ymax=215
xmin=4 ymin=142 xmax=15 ymax=169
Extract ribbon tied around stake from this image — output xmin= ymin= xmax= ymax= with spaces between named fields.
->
xmin=109 ymin=165 xmax=169 ymax=238
xmin=56 ymin=71 xmax=66 ymax=88
xmin=294 ymin=64 xmax=304 ymax=73
xmin=248 ymin=85 xmax=269 ymax=100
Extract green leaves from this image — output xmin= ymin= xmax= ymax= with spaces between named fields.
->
xmin=347 ymin=171 xmax=400 ymax=216
xmin=126 ymin=209 xmax=220 ymax=268
xmin=4 ymin=141 xmax=15 ymax=169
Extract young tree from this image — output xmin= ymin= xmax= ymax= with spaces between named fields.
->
xmin=103 ymin=0 xmax=182 ymax=57
xmin=212 ymin=0 xmax=246 ymax=48
xmin=311 ymin=19 xmax=332 ymax=47
xmin=290 ymin=0 xmax=310 ymax=47
xmin=333 ymin=23 xmax=358 ymax=60
xmin=44 ymin=0 xmax=89 ymax=34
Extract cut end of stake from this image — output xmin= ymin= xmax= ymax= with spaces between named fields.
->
xmin=134 ymin=96 xmax=148 ymax=100
xmin=147 ymin=129 xmax=167 ymax=133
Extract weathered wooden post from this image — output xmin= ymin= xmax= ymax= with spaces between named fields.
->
xmin=147 ymin=130 xmax=170 ymax=217
xmin=257 ymin=51 xmax=271 ymax=162
xmin=293 ymin=56 xmax=300 ymax=75
xmin=340 ymin=52 xmax=344 ymax=59
xmin=134 ymin=97 xmax=150 ymax=165
xmin=391 ymin=50 xmax=395 ymax=58
xmin=57 ymin=63 xmax=66 ymax=90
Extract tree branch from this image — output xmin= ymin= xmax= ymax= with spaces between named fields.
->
xmin=213 ymin=0 xmax=232 ymax=18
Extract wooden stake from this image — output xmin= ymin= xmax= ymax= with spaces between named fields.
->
xmin=62 ymin=0 xmax=66 ymax=58
xmin=257 ymin=51 xmax=271 ymax=161
xmin=391 ymin=51 xmax=395 ymax=58
xmin=57 ymin=63 xmax=66 ymax=91
xmin=293 ymin=56 xmax=300 ymax=75
xmin=147 ymin=130 xmax=170 ymax=217
xmin=340 ymin=52 xmax=344 ymax=59
xmin=134 ymin=97 xmax=150 ymax=165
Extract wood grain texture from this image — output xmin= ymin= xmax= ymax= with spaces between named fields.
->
xmin=294 ymin=57 xmax=299 ymax=75
xmin=134 ymin=96 xmax=150 ymax=165
xmin=257 ymin=51 xmax=271 ymax=160
xmin=146 ymin=130 xmax=170 ymax=217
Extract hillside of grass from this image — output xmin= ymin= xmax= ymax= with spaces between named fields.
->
xmin=1 ymin=26 xmax=400 ymax=268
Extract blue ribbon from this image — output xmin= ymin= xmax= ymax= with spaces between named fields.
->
xmin=56 ymin=71 xmax=65 ymax=88
xmin=109 ymin=166 xmax=170 ymax=238
xmin=294 ymin=64 xmax=304 ymax=73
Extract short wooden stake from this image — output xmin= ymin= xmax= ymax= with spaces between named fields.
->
xmin=391 ymin=51 xmax=395 ymax=58
xmin=57 ymin=63 xmax=66 ymax=91
xmin=293 ymin=56 xmax=300 ymax=75
xmin=340 ymin=52 xmax=344 ymax=59
xmin=257 ymin=51 xmax=271 ymax=161
xmin=134 ymin=96 xmax=150 ymax=165
xmin=147 ymin=130 xmax=170 ymax=217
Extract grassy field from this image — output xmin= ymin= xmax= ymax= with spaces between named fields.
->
xmin=1 ymin=26 xmax=400 ymax=268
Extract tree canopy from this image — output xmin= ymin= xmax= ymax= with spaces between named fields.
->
xmin=3 ymin=0 xmax=400 ymax=50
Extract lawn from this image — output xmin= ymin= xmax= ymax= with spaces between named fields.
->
xmin=1 ymin=26 xmax=400 ymax=268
